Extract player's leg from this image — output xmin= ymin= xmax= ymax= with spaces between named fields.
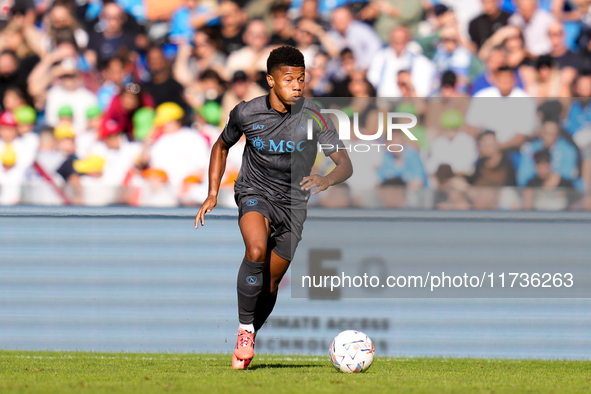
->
xmin=234 ymin=211 xmax=269 ymax=362
xmin=253 ymin=250 xmax=290 ymax=331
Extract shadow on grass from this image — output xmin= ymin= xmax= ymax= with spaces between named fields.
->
xmin=249 ymin=363 xmax=324 ymax=370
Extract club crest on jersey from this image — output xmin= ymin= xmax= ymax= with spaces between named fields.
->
xmin=253 ymin=124 xmax=265 ymax=130
xmin=252 ymin=136 xmax=266 ymax=151
xmin=246 ymin=199 xmax=258 ymax=206
xmin=246 ymin=276 xmax=258 ymax=285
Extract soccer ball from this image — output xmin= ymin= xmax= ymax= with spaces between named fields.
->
xmin=328 ymin=330 xmax=374 ymax=373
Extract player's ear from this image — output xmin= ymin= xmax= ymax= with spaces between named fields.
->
xmin=266 ymin=73 xmax=274 ymax=88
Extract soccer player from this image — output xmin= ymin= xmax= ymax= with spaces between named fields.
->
xmin=195 ymin=46 xmax=353 ymax=369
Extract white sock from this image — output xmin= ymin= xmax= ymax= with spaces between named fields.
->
xmin=239 ymin=323 xmax=255 ymax=333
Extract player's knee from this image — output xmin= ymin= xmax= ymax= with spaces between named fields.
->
xmin=245 ymin=244 xmax=266 ymax=262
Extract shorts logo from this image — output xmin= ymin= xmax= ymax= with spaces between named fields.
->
xmin=246 ymin=276 xmax=257 ymax=285
xmin=246 ymin=199 xmax=258 ymax=206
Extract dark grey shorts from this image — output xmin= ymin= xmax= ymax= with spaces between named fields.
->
xmin=236 ymin=193 xmax=307 ymax=261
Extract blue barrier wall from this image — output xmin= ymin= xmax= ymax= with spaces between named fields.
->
xmin=0 ymin=207 xmax=590 ymax=358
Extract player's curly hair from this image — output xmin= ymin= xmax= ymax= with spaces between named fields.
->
xmin=267 ymin=46 xmax=305 ymax=75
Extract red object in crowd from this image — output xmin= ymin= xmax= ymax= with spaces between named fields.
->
xmin=0 ymin=111 xmax=17 ymax=126
xmin=102 ymin=119 xmax=123 ymax=138
xmin=101 ymin=93 xmax=155 ymax=140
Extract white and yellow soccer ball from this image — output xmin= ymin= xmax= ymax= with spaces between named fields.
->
xmin=328 ymin=330 xmax=374 ymax=373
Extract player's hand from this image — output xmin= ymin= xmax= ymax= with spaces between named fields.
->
xmin=300 ymin=174 xmax=331 ymax=195
xmin=195 ymin=195 xmax=217 ymax=228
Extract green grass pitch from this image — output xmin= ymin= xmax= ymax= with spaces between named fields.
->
xmin=0 ymin=351 xmax=590 ymax=393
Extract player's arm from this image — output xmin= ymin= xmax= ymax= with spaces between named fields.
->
xmin=300 ymin=150 xmax=353 ymax=195
xmin=195 ymin=136 xmax=231 ymax=228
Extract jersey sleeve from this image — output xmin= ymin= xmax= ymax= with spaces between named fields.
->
xmin=317 ymin=113 xmax=345 ymax=157
xmin=220 ymin=104 xmax=243 ymax=147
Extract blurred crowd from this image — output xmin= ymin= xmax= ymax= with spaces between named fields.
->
xmin=1 ymin=0 xmax=591 ymax=210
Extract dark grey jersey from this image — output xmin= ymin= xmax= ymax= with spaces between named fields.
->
xmin=221 ymin=95 xmax=344 ymax=209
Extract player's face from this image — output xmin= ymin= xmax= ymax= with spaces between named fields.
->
xmin=268 ymin=66 xmax=305 ymax=106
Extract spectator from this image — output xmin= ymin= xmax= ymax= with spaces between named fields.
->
xmin=526 ymin=148 xmax=574 ymax=188
xmin=348 ymin=72 xmax=376 ymax=98
xmin=581 ymin=136 xmax=591 ymax=192
xmin=434 ymin=163 xmax=472 ymax=210
xmin=186 ymin=69 xmax=227 ymax=110
xmin=523 ymin=148 xmax=574 ymax=210
xmin=359 ymin=0 xmax=424 ymax=43
xmin=14 ymin=104 xmax=39 ymax=158
xmin=141 ymin=102 xmax=209 ymax=196
xmin=467 ymin=66 xmax=537 ymax=151
xmin=296 ymin=0 xmax=330 ymax=31
xmin=269 ymin=3 xmax=297 ymax=47
xmin=377 ymin=177 xmax=407 ymax=208
xmin=102 ymin=83 xmax=154 ymax=141
xmin=52 ymin=123 xmax=78 ymax=183
xmin=397 ymin=70 xmax=417 ymax=98
xmin=0 ymin=20 xmax=41 ymax=79
xmin=57 ymin=105 xmax=74 ymax=125
xmin=173 ymin=28 xmax=227 ymax=87
xmin=97 ymin=57 xmax=126 ymax=110
xmin=551 ymin=0 xmax=590 ymax=52
xmin=41 ymin=1 xmax=89 ymax=53
xmin=440 ymin=70 xmax=467 ymax=98
xmin=221 ymin=71 xmax=266 ymax=128
xmin=214 ymin=0 xmax=247 ymax=55
xmin=563 ymin=72 xmax=591 ymax=137
xmin=470 ymin=130 xmax=517 ymax=186
xmin=328 ymin=6 xmax=382 ymax=71
xmin=304 ymin=52 xmax=332 ymax=97
xmin=76 ymin=105 xmax=102 ymax=158
xmin=327 ymin=48 xmax=357 ymax=97
xmin=547 ymin=21 xmax=583 ymax=85
xmin=169 ymin=0 xmax=219 ymax=44
xmin=432 ymin=25 xmax=473 ymax=94
xmin=509 ymin=0 xmax=557 ymax=56
xmin=26 ymin=42 xmax=78 ymax=107
xmin=0 ymin=111 xmax=32 ymax=204
xmin=29 ymin=127 xmax=71 ymax=205
xmin=225 ymin=19 xmax=272 ymax=80
xmin=0 ymin=0 xmax=587 ymax=210
xmin=294 ymin=18 xmax=339 ymax=68
xmin=469 ymin=0 xmax=512 ymax=51
xmin=75 ymin=119 xmax=143 ymax=205
xmin=367 ymin=26 xmax=435 ymax=97
xmin=377 ymin=129 xmax=427 ymax=189
xmin=526 ymin=55 xmax=570 ymax=99
xmin=472 ymin=65 xmax=530 ymax=98
xmin=426 ymin=109 xmax=478 ymax=176
xmin=131 ymin=107 xmax=155 ymax=142
xmin=472 ymin=45 xmax=524 ymax=95
xmin=43 ymin=60 xmax=97 ymax=133
xmin=0 ymin=51 xmax=27 ymax=106
xmin=3 ymin=85 xmax=29 ymax=112
xmin=518 ymin=120 xmax=579 ymax=186
xmin=85 ymin=2 xmax=137 ymax=68
xmin=144 ymin=46 xmax=191 ymax=118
